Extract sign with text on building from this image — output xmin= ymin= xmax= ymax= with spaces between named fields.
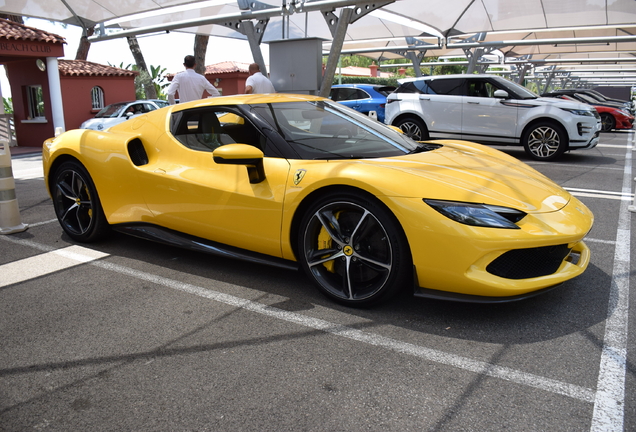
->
xmin=0 ymin=40 xmax=64 ymax=58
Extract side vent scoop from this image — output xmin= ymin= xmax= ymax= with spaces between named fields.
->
xmin=128 ymin=139 xmax=149 ymax=166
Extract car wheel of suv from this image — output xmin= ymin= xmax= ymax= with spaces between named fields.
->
xmin=298 ymin=191 xmax=411 ymax=307
xmin=395 ymin=117 xmax=429 ymax=141
xmin=600 ymin=113 xmax=615 ymax=132
xmin=522 ymin=122 xmax=567 ymax=161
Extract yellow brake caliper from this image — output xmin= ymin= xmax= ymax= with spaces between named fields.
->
xmin=317 ymin=212 xmax=341 ymax=273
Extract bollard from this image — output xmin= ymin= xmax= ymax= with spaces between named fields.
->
xmin=0 ymin=139 xmax=28 ymax=234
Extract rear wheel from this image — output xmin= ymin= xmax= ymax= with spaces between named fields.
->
xmin=600 ymin=113 xmax=615 ymax=132
xmin=522 ymin=121 xmax=567 ymax=161
xmin=51 ymin=160 xmax=109 ymax=242
xmin=395 ymin=117 xmax=429 ymax=141
xmin=298 ymin=191 xmax=411 ymax=307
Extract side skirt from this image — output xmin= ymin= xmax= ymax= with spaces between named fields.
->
xmin=112 ymin=223 xmax=299 ymax=271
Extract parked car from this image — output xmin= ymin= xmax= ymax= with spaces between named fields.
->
xmin=548 ymin=94 xmax=634 ymax=132
xmin=385 ymin=74 xmax=601 ymax=161
xmin=150 ymin=99 xmax=170 ymax=108
xmin=43 ymin=94 xmax=593 ymax=307
xmin=542 ymin=89 xmax=633 ymax=115
xmin=80 ymin=100 xmax=162 ymax=130
xmin=330 ymin=84 xmax=396 ymax=122
xmin=583 ymin=89 xmax=633 ymax=111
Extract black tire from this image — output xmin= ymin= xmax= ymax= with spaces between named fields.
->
xmin=51 ymin=160 xmax=110 ymax=242
xmin=297 ymin=191 xmax=411 ymax=307
xmin=522 ymin=121 xmax=567 ymax=161
xmin=600 ymin=113 xmax=615 ymax=132
xmin=395 ymin=116 xmax=429 ymax=141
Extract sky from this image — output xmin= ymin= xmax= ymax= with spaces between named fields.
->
xmin=0 ymin=17 xmax=268 ymax=98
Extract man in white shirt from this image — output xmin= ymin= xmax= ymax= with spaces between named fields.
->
xmin=167 ymin=55 xmax=220 ymax=104
xmin=245 ymin=63 xmax=276 ymax=94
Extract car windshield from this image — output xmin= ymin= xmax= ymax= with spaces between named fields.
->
xmin=575 ymin=93 xmax=598 ymax=104
xmin=492 ymin=77 xmax=539 ymax=100
xmin=95 ymin=103 xmax=128 ymax=118
xmin=375 ymin=86 xmax=396 ymax=96
xmin=250 ymin=100 xmax=431 ymax=160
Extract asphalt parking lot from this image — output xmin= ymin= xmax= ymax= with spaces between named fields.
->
xmin=1 ymin=132 xmax=634 ymax=432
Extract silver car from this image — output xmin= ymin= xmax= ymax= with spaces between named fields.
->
xmin=385 ymin=74 xmax=601 ymax=161
xmin=80 ymin=100 xmax=162 ymax=131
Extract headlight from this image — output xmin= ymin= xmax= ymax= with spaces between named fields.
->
xmin=425 ymin=199 xmax=526 ymax=229
xmin=560 ymin=107 xmax=595 ymax=117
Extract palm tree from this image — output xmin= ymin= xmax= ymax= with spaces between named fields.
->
xmin=126 ymin=36 xmax=157 ymax=99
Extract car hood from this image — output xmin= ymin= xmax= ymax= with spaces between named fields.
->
xmin=360 ymin=140 xmax=571 ymax=214
xmin=534 ymin=97 xmax=593 ymax=111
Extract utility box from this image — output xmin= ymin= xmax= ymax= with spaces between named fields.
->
xmin=269 ymin=38 xmax=324 ymax=94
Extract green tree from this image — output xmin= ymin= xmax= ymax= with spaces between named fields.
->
xmin=109 ymin=62 xmax=168 ymax=100
xmin=3 ymin=97 xmax=13 ymax=114
xmin=149 ymin=65 xmax=169 ymax=100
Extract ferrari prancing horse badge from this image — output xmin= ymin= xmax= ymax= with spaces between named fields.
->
xmin=293 ymin=169 xmax=307 ymax=185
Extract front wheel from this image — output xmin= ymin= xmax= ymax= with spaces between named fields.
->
xmin=394 ymin=117 xmax=429 ymax=141
xmin=522 ymin=122 xmax=567 ymax=161
xmin=298 ymin=192 xmax=411 ymax=307
xmin=600 ymin=113 xmax=615 ymax=132
xmin=51 ymin=160 xmax=110 ymax=242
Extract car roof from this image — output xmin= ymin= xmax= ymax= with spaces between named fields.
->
xmin=397 ymin=73 xmax=497 ymax=84
xmin=169 ymin=93 xmax=326 ymax=112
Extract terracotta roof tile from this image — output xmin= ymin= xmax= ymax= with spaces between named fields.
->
xmin=58 ymin=60 xmax=139 ymax=77
xmin=0 ymin=19 xmax=65 ymax=44
xmin=167 ymin=61 xmax=251 ymax=78
xmin=204 ymin=61 xmax=250 ymax=74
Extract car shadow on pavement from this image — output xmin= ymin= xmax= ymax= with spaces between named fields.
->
xmin=77 ymin=229 xmax=612 ymax=346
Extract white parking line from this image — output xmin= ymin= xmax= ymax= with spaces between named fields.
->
xmin=0 ymin=234 xmax=598 ymax=404
xmin=596 ymin=144 xmax=633 ymax=149
xmin=11 ymin=156 xmax=44 ymax=180
xmin=0 ymin=245 xmax=108 ymax=288
xmin=590 ymin=139 xmax=632 ymax=432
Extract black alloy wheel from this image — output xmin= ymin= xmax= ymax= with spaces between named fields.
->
xmin=522 ymin=121 xmax=567 ymax=161
xmin=600 ymin=113 xmax=616 ymax=132
xmin=395 ymin=117 xmax=429 ymax=141
xmin=52 ymin=160 xmax=109 ymax=242
xmin=298 ymin=192 xmax=411 ymax=307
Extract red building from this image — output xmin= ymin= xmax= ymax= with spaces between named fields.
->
xmin=0 ymin=19 xmax=137 ymax=147
xmin=57 ymin=60 xmax=137 ymax=130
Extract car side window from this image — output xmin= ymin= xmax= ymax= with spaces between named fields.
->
xmin=396 ymin=81 xmax=430 ymax=94
xmin=338 ymin=88 xmax=359 ymax=101
xmin=170 ymin=107 xmax=266 ymax=153
xmin=427 ymin=79 xmax=465 ymax=96
xmin=355 ymin=89 xmax=370 ymax=100
xmin=466 ymin=80 xmax=498 ymax=98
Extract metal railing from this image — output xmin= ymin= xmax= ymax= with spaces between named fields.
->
xmin=0 ymin=114 xmax=17 ymax=147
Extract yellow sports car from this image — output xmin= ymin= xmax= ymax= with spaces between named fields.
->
xmin=43 ymin=94 xmax=593 ymax=307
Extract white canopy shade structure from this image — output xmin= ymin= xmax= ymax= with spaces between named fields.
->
xmin=2 ymin=0 xmax=635 ymax=87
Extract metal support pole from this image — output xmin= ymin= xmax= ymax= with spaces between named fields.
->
xmin=242 ymin=21 xmax=268 ymax=76
xmin=542 ymin=66 xmax=557 ymax=94
xmin=406 ymin=52 xmax=422 ymax=77
xmin=320 ymin=8 xmax=352 ymax=98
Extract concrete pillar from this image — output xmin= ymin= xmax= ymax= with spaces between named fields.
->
xmin=46 ymin=57 xmax=65 ymax=134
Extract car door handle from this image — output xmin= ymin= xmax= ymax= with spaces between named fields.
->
xmin=419 ymin=96 xmax=430 ymax=100
xmin=467 ymin=101 xmax=480 ymax=104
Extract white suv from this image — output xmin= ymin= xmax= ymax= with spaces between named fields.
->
xmin=385 ymin=74 xmax=601 ymax=161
